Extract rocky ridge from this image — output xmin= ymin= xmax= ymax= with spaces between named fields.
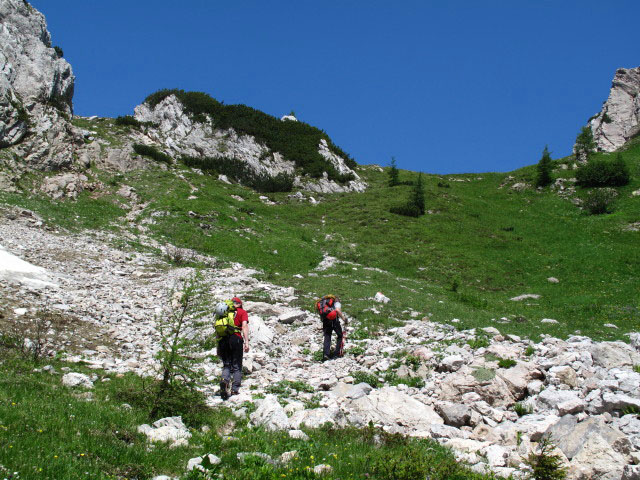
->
xmin=1 ymin=207 xmax=639 ymax=480
xmin=590 ymin=67 xmax=640 ymax=152
xmin=0 ymin=1 xmax=364 ymax=195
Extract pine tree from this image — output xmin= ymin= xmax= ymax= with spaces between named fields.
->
xmin=410 ymin=172 xmax=426 ymax=215
xmin=536 ymin=145 xmax=553 ymax=187
xmin=388 ymin=156 xmax=399 ymax=187
xmin=574 ymin=126 xmax=596 ymax=163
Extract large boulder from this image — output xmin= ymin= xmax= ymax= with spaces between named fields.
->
xmin=589 ymin=342 xmax=640 ymax=369
xmin=289 ymin=408 xmax=345 ymax=429
xmin=439 ymin=366 xmax=516 ymax=408
xmin=344 ymin=386 xmax=443 ymax=432
xmin=568 ymin=433 xmax=628 ymax=480
xmin=248 ymin=315 xmax=275 ymax=346
xmin=546 ymin=415 xmax=631 ymax=460
xmin=496 ymin=362 xmax=543 ymax=400
xmin=249 ymin=395 xmax=289 ymax=431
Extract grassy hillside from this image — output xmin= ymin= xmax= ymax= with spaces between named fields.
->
xmin=2 ymin=137 xmax=639 ymax=342
xmin=0 ymin=352 xmax=491 ymax=480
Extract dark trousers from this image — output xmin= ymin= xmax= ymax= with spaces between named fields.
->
xmin=218 ymin=334 xmax=243 ymax=391
xmin=323 ymin=319 xmax=343 ymax=359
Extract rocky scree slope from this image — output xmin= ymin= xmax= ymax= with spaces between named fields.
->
xmin=1 ymin=207 xmax=639 ymax=480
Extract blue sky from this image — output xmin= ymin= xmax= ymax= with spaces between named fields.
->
xmin=30 ymin=0 xmax=640 ymax=174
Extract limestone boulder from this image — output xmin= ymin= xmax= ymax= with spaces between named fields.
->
xmin=589 ymin=341 xmax=640 ymax=369
xmin=62 ymin=372 xmax=93 ymax=389
xmin=345 ymin=386 xmax=443 ymax=431
xmin=289 ymin=408 xmax=345 ymax=429
xmin=496 ymin=362 xmax=543 ymax=400
xmin=250 ymin=395 xmax=290 ymax=431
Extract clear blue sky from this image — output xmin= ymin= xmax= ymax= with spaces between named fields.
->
xmin=30 ymin=0 xmax=640 ymax=174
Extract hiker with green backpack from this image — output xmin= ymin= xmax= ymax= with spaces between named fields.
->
xmin=316 ymin=294 xmax=348 ymax=362
xmin=214 ymin=297 xmax=249 ymax=400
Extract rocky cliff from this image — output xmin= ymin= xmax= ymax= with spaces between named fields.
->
xmin=589 ymin=67 xmax=640 ymax=152
xmin=0 ymin=1 xmax=364 ymax=194
xmin=0 ymin=0 xmax=80 ymax=171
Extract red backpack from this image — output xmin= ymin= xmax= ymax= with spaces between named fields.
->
xmin=316 ymin=295 xmax=338 ymax=321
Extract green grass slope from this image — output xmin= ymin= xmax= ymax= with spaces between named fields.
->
xmin=2 ymin=138 xmax=639 ymax=342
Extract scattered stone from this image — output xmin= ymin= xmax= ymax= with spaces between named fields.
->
xmin=62 ymin=373 xmax=94 ymax=389
xmin=373 ymin=292 xmax=390 ymax=303
xmin=510 ymin=294 xmax=540 ymax=301
xmin=187 ymin=454 xmax=221 ymax=472
xmin=313 ymin=464 xmax=332 ymax=475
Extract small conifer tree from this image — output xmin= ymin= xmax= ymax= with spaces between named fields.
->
xmin=388 ymin=156 xmax=399 ymax=187
xmin=536 ymin=145 xmax=553 ymax=187
xmin=574 ymin=126 xmax=596 ymax=162
xmin=149 ymin=273 xmax=209 ymax=420
xmin=411 ymin=172 xmax=426 ymax=215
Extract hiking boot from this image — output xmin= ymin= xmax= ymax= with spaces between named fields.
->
xmin=220 ymin=379 xmax=229 ymax=400
xmin=322 ymin=355 xmax=330 ymax=362
xmin=230 ymin=390 xmax=239 ymax=396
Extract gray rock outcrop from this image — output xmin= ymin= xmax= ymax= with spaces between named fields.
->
xmin=133 ymin=95 xmax=366 ymax=193
xmin=589 ymin=67 xmax=640 ymax=152
xmin=0 ymin=0 xmax=79 ymax=169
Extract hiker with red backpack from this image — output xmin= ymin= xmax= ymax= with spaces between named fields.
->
xmin=214 ymin=297 xmax=249 ymax=400
xmin=316 ymin=295 xmax=348 ymax=362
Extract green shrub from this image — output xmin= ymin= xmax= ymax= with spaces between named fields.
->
xmin=602 ymin=112 xmax=612 ymax=123
xmin=369 ymin=436 xmax=487 ymax=480
xmin=353 ymin=370 xmax=381 ymax=388
xmin=390 ymin=203 xmax=422 ymax=217
xmin=182 ymin=155 xmax=293 ymax=192
xmin=524 ymin=436 xmax=568 ymax=480
xmin=525 ymin=345 xmax=535 ymax=356
xmin=621 ymin=405 xmax=640 ymax=416
xmin=583 ymin=188 xmax=616 ymax=215
xmin=53 ymin=45 xmax=64 ymax=58
xmin=115 ymin=115 xmax=142 ymax=128
xmin=467 ymin=335 xmax=490 ymax=349
xmin=634 ymin=365 xmax=640 ymax=374
xmin=144 ymin=89 xmax=356 ymax=181
xmin=349 ymin=345 xmax=366 ymax=356
xmin=576 ymin=154 xmax=630 ymax=187
xmin=471 ymin=366 xmax=495 ymax=382
xmin=513 ymin=402 xmax=534 ymax=417
xmin=498 ymin=358 xmax=517 ymax=369
xmin=133 ymin=143 xmax=172 ymax=165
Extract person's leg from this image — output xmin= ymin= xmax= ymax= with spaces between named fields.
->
xmin=322 ymin=319 xmax=332 ymax=360
xmin=230 ymin=335 xmax=244 ymax=393
xmin=218 ymin=337 xmax=231 ymax=399
xmin=333 ymin=320 xmax=344 ymax=357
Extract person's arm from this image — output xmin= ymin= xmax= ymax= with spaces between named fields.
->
xmin=337 ymin=309 xmax=348 ymax=327
xmin=242 ymin=321 xmax=250 ymax=352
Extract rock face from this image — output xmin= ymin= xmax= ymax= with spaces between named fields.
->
xmin=589 ymin=67 xmax=640 ymax=152
xmin=134 ymin=96 xmax=366 ymax=193
xmin=0 ymin=0 xmax=79 ymax=169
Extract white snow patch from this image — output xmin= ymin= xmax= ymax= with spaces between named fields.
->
xmin=0 ymin=243 xmax=58 ymax=288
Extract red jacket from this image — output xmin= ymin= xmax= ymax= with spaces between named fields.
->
xmin=234 ymin=307 xmax=248 ymax=338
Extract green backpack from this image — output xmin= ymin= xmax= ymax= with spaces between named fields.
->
xmin=215 ymin=300 xmax=239 ymax=338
